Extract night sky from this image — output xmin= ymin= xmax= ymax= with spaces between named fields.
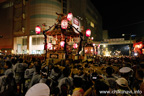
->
xmin=91 ymin=4 xmax=144 ymax=39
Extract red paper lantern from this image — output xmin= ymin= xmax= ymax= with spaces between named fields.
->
xmin=61 ymin=20 xmax=68 ymax=29
xmin=73 ymin=43 xmax=78 ymax=49
xmin=35 ymin=26 xmax=41 ymax=34
xmin=48 ymin=43 xmax=52 ymax=49
xmin=86 ymin=29 xmax=91 ymax=37
xmin=60 ymin=41 xmax=65 ymax=47
xmin=67 ymin=13 xmax=73 ymax=21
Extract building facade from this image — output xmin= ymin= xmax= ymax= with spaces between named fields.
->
xmin=0 ymin=0 xmax=102 ymax=54
xmin=66 ymin=0 xmax=103 ymax=41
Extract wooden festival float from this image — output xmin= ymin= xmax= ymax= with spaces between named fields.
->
xmin=45 ymin=13 xmax=83 ymax=63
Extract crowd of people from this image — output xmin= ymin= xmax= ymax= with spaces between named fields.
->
xmin=0 ymin=54 xmax=144 ymax=96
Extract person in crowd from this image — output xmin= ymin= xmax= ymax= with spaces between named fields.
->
xmin=39 ymin=68 xmax=48 ymax=83
xmin=4 ymin=61 xmax=13 ymax=76
xmin=133 ymin=69 xmax=144 ymax=95
xmin=119 ymin=67 xmax=133 ymax=88
xmin=28 ymin=64 xmax=41 ymax=88
xmin=58 ymin=67 xmax=73 ymax=95
xmin=0 ymin=70 xmax=16 ymax=96
xmin=13 ymin=58 xmax=28 ymax=95
xmin=116 ymin=77 xmax=132 ymax=96
xmin=0 ymin=56 xmax=5 ymax=75
xmin=84 ymin=72 xmax=109 ymax=96
xmin=24 ymin=62 xmax=36 ymax=93
xmin=105 ymin=67 xmax=117 ymax=90
xmin=72 ymin=77 xmax=84 ymax=96
xmin=50 ymin=66 xmax=61 ymax=80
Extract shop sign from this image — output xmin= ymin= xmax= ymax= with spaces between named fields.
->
xmin=72 ymin=17 xmax=81 ymax=34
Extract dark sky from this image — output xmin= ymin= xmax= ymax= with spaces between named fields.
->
xmin=91 ymin=4 xmax=144 ymax=38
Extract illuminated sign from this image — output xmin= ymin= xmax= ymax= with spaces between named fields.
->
xmin=72 ymin=17 xmax=81 ymax=34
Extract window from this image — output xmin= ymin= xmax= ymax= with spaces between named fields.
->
xmin=32 ymin=37 xmax=37 ymax=45
xmin=22 ymin=38 xmax=27 ymax=45
xmin=32 ymin=37 xmax=44 ymax=45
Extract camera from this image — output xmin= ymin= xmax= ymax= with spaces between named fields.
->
xmin=92 ymin=76 xmax=97 ymax=80
xmin=91 ymin=72 xmax=98 ymax=80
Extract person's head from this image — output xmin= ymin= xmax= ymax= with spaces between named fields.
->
xmin=91 ymin=72 xmax=98 ymax=81
xmin=135 ymin=69 xmax=144 ymax=81
xmin=119 ymin=67 xmax=133 ymax=79
xmin=54 ymin=66 xmax=60 ymax=73
xmin=35 ymin=65 xmax=41 ymax=74
xmin=63 ymin=67 xmax=71 ymax=77
xmin=106 ymin=67 xmax=114 ymax=76
xmin=4 ymin=61 xmax=12 ymax=69
xmin=61 ymin=84 xmax=68 ymax=96
xmin=94 ymin=80 xmax=109 ymax=96
xmin=73 ymin=77 xmax=83 ymax=88
xmin=116 ymin=77 xmax=129 ymax=90
xmin=41 ymin=68 xmax=48 ymax=78
xmin=19 ymin=58 xmax=23 ymax=63
xmin=6 ymin=73 xmax=13 ymax=84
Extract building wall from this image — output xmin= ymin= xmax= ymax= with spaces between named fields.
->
xmin=67 ymin=0 xmax=103 ymax=41
xmin=103 ymin=30 xmax=108 ymax=40
xmin=0 ymin=1 xmax=13 ymax=50
xmin=29 ymin=0 xmax=62 ymax=34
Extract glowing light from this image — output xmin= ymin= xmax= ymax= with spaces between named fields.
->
xmin=60 ymin=41 xmax=65 ymax=47
xmin=93 ymin=43 xmax=95 ymax=46
xmin=91 ymin=49 xmax=93 ymax=52
xmin=73 ymin=43 xmax=78 ymax=49
xmin=67 ymin=13 xmax=73 ymax=21
xmin=103 ymin=45 xmax=106 ymax=47
xmin=35 ymin=26 xmax=41 ymax=34
xmin=134 ymin=52 xmax=138 ymax=56
xmin=27 ymin=50 xmax=29 ymax=54
xmin=91 ymin=37 xmax=94 ymax=40
xmin=86 ymin=29 xmax=91 ymax=37
xmin=48 ymin=43 xmax=52 ymax=50
xmin=61 ymin=20 xmax=68 ymax=29
xmin=85 ymin=49 xmax=88 ymax=53
xmin=11 ymin=50 xmax=14 ymax=54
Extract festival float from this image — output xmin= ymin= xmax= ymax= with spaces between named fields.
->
xmin=44 ymin=13 xmax=83 ymax=63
